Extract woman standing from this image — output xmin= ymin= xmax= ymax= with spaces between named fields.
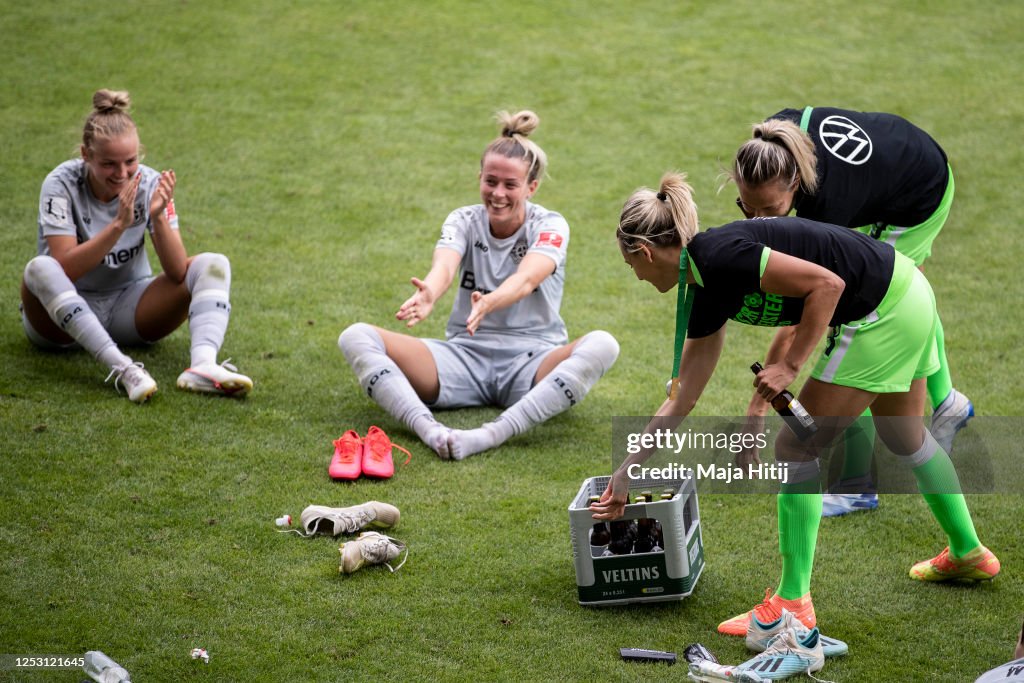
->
xmin=730 ymin=107 xmax=971 ymax=516
xmin=591 ymin=172 xmax=997 ymax=640
xmin=21 ymin=89 xmax=252 ymax=401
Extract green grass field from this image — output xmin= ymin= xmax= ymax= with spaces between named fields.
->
xmin=2 ymin=1 xmax=1022 ymax=681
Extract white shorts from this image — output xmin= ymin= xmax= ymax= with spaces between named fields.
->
xmin=22 ymin=277 xmax=155 ymax=349
xmin=423 ymin=333 xmax=560 ymax=408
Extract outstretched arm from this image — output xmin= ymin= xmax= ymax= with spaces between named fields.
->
xmin=591 ymin=325 xmax=727 ymax=520
xmin=395 ymin=247 xmax=462 ymax=328
xmin=465 ymin=252 xmax=556 ymax=335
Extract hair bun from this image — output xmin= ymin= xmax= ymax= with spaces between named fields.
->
xmin=92 ymin=89 xmax=131 ymax=114
xmin=497 ymin=110 xmax=539 ymax=139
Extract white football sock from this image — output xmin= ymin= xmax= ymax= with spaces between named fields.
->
xmin=186 ymin=252 xmax=232 ymax=368
xmin=448 ymin=330 xmax=619 ymax=460
xmin=338 ymin=323 xmax=451 ymax=457
xmin=23 ymin=256 xmax=131 ymax=370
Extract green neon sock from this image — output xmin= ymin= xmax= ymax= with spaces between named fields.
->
xmin=912 ymin=448 xmax=980 ymax=557
xmin=838 ymin=410 xmax=875 ymax=482
xmin=776 ymin=491 xmax=821 ymax=599
xmin=926 ymin=316 xmax=953 ymax=410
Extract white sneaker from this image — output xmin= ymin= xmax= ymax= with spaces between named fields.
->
xmin=339 ymin=532 xmax=408 ymax=574
xmin=735 ymin=626 xmax=825 ymax=680
xmin=106 ymin=362 xmax=157 ymax=403
xmin=931 ymin=388 xmax=974 ymax=454
xmin=299 ymin=501 xmax=400 ymax=537
xmin=747 ymin=608 xmax=848 ymax=658
xmin=177 ymin=359 xmax=252 ymax=397
xmin=821 ymin=492 xmax=879 ymax=518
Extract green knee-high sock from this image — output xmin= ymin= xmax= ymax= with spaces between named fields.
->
xmin=776 ymin=491 xmax=822 ymax=599
xmin=911 ymin=440 xmax=980 ymax=557
xmin=839 ymin=410 xmax=875 ymax=483
xmin=926 ymin=315 xmax=953 ymax=410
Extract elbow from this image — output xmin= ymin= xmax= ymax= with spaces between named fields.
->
xmin=823 ymin=273 xmax=845 ymax=301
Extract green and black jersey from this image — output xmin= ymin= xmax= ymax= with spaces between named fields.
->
xmin=772 ymin=107 xmax=948 ymax=229
xmin=685 ymin=217 xmax=896 ymax=338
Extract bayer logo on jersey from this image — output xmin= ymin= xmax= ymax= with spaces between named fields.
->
xmin=819 ymin=115 xmax=873 ymax=165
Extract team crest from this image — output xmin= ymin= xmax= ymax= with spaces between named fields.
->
xmin=510 ymin=239 xmax=529 ymax=264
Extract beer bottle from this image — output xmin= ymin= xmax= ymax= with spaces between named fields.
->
xmin=651 ymin=519 xmax=664 ymax=551
xmin=633 ymin=517 xmax=656 ymax=553
xmin=750 ymin=362 xmax=818 ymax=441
xmin=608 ymin=520 xmax=634 ymax=555
xmin=587 ymin=495 xmax=611 ymax=549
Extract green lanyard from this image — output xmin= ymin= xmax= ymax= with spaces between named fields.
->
xmin=667 ymin=248 xmax=695 ymax=399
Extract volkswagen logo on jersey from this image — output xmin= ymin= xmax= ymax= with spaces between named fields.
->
xmin=819 ymin=115 xmax=873 ymax=165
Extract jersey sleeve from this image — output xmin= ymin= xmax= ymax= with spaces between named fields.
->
xmin=699 ymin=231 xmax=766 ymax=292
xmin=686 ymin=287 xmax=729 ymax=339
xmin=526 ymin=210 xmax=569 ymax=269
xmin=436 ymin=206 xmax=473 ymax=256
xmin=38 ymin=173 xmax=76 ymax=239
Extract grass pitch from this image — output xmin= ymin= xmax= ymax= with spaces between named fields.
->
xmin=1 ymin=1 xmax=1022 ymax=681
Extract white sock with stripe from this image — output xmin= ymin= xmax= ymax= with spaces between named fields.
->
xmin=448 ymin=330 xmax=619 ymax=460
xmin=186 ymin=253 xmax=232 ymax=368
xmin=338 ymin=323 xmax=451 ymax=456
xmin=23 ymin=256 xmax=130 ymax=370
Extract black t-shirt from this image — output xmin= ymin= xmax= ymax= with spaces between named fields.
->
xmin=772 ymin=107 xmax=949 ymax=228
xmin=686 ymin=217 xmax=896 ymax=338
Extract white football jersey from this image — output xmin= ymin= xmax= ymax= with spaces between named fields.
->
xmin=976 ymin=658 xmax=1024 ymax=682
xmin=37 ymin=159 xmax=179 ymax=292
xmin=435 ymin=201 xmax=569 ymax=344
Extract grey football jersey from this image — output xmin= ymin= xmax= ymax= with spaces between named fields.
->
xmin=436 ymin=202 xmax=569 ymax=344
xmin=37 ymin=160 xmax=179 ymax=292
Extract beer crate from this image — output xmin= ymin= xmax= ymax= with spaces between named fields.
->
xmin=568 ymin=475 xmax=704 ymax=606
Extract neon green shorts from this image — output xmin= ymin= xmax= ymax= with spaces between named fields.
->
xmin=811 ymin=254 xmax=939 ymax=393
xmin=854 ymin=165 xmax=954 ymax=267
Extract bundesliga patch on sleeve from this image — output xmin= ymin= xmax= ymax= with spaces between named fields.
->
xmin=534 ymin=231 xmax=564 ymax=249
xmin=44 ymin=196 xmax=70 ymax=225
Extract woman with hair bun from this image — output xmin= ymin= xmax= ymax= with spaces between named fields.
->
xmin=339 ymin=110 xmax=619 ymax=461
xmin=590 ymin=171 xmax=997 ymax=643
xmin=729 ymin=107 xmax=970 ymax=516
xmin=21 ymin=89 xmax=252 ymax=402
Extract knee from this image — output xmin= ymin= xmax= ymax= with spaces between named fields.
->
xmin=338 ymin=322 xmax=380 ymax=355
xmin=187 ymin=252 xmax=231 ymax=289
xmin=576 ymin=330 xmax=620 ymax=373
xmin=23 ymin=256 xmax=69 ymax=298
xmin=774 ymin=427 xmax=810 ymax=463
